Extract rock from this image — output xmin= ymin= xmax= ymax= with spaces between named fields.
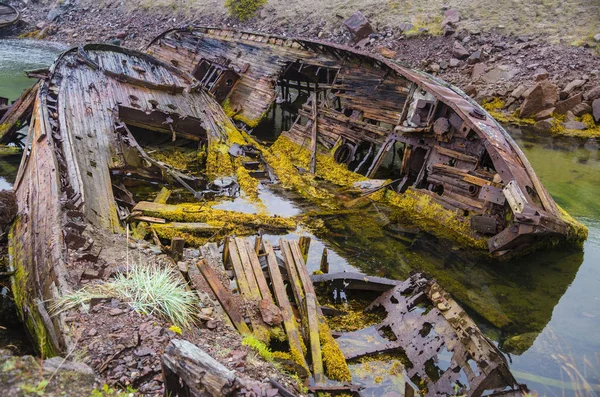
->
xmin=510 ymin=85 xmax=527 ymax=98
xmin=439 ymin=60 xmax=449 ymax=69
xmin=443 ymin=25 xmax=455 ymax=36
xmin=565 ymin=111 xmax=576 ymax=122
xmin=533 ymin=68 xmax=549 ymax=81
xmin=344 ymin=11 xmax=374 ymax=42
xmin=533 ymin=107 xmax=555 ymax=121
xmin=555 ymin=94 xmax=582 ymax=114
xmin=464 ymin=84 xmax=477 ymax=97
xmin=563 ymin=121 xmax=586 ymax=130
xmin=594 ymin=33 xmax=600 ymax=42
xmin=593 ymin=99 xmax=600 ymax=122
xmin=519 ymin=80 xmax=558 ymax=118
xmin=134 ymin=346 xmax=155 ymax=357
xmin=503 ymin=332 xmax=538 ymax=354
xmin=533 ymin=118 xmax=554 ymax=133
xmin=376 ymin=46 xmax=396 ymax=58
xmin=471 ymin=63 xmax=486 ymax=81
xmin=482 ymin=65 xmax=519 ymax=84
xmin=206 ymin=320 xmax=218 ymax=329
xmin=583 ymin=86 xmax=600 ymax=101
xmin=467 ymin=51 xmax=482 ymax=65
xmin=43 ymin=357 xmax=95 ymax=377
xmin=398 ymin=22 xmax=414 ymax=33
xmin=442 ymin=9 xmax=460 ymax=26
xmin=522 ymin=85 xmax=537 ymax=99
xmin=560 ymin=79 xmax=586 ymax=99
xmin=109 ymin=308 xmax=125 ymax=316
xmin=259 ymin=299 xmax=283 ymax=326
xmin=115 ymin=31 xmax=127 ymax=39
xmin=452 ymin=41 xmax=470 ymax=60
xmin=87 ymin=328 xmax=98 ymax=337
xmin=109 ymin=39 xmax=122 ymax=46
xmin=449 ymin=58 xmax=461 ymax=67
xmin=572 ymin=103 xmax=592 ymax=117
xmin=81 ymin=268 xmax=99 ymax=279
xmin=427 ymin=63 xmax=440 ymax=73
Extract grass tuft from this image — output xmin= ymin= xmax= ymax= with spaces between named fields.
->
xmin=51 ymin=263 xmax=199 ymax=328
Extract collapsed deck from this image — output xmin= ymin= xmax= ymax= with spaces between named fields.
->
xmin=147 ymin=27 xmax=586 ymax=255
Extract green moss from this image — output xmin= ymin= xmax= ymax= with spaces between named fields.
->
xmin=557 ymin=204 xmax=588 ymax=247
xmin=225 ymin=0 xmax=267 ymax=21
xmin=242 ymin=335 xmax=274 ymax=361
xmin=404 ymin=15 xmax=444 ymax=36
xmin=318 ymin=319 xmax=351 ymax=381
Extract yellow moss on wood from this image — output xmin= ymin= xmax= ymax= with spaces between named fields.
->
xmin=386 ymin=188 xmax=488 ymax=250
xmin=318 ymin=319 xmax=351 ymax=382
xmin=557 ymin=204 xmax=588 ymax=247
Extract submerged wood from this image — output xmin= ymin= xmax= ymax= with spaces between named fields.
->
xmin=0 ymin=2 xmax=19 ymax=28
xmin=147 ymin=27 xmax=586 ymax=255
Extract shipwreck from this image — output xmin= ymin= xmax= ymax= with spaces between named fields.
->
xmin=0 ymin=26 xmax=585 ymax=396
xmin=0 ymin=2 xmax=19 ymax=29
xmin=145 ymin=27 xmax=586 ymax=255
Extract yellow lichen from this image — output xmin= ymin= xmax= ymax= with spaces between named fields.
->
xmin=557 ymin=204 xmax=588 ymax=247
xmin=482 ymin=97 xmax=505 ymax=111
xmin=318 ymin=319 xmax=351 ymax=382
xmin=386 ymin=188 xmax=488 ymax=250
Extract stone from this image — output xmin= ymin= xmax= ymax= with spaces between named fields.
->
xmin=583 ymin=86 xmax=600 ymax=101
xmin=115 ymin=31 xmax=127 ymax=39
xmin=449 ymin=58 xmax=461 ymax=67
xmin=560 ymin=79 xmax=586 ymax=99
xmin=134 ymin=346 xmax=155 ymax=357
xmin=572 ymin=103 xmax=592 ymax=117
xmin=554 ymin=94 xmax=582 ymax=114
xmin=533 ymin=118 xmax=554 ymax=133
xmin=533 ymin=68 xmax=549 ymax=81
xmin=443 ymin=25 xmax=455 ymax=36
xmin=206 ymin=320 xmax=218 ymax=329
xmin=452 ymin=41 xmax=470 ymax=60
xmin=398 ymin=22 xmax=414 ymax=33
xmin=593 ymin=99 xmax=600 ymax=122
xmin=594 ymin=33 xmax=600 ymax=42
xmin=259 ymin=298 xmax=283 ymax=326
xmin=481 ymin=65 xmax=519 ymax=84
xmin=442 ymin=9 xmax=460 ymax=27
xmin=533 ymin=107 xmax=555 ymax=121
xmin=87 ymin=328 xmax=98 ymax=337
xmin=510 ymin=84 xmax=527 ymax=98
xmin=43 ymin=357 xmax=95 ymax=377
xmin=344 ymin=11 xmax=374 ymax=42
xmin=81 ymin=268 xmax=99 ymax=279
xmin=565 ymin=111 xmax=576 ymax=122
xmin=563 ymin=121 xmax=586 ymax=130
xmin=109 ymin=308 xmax=125 ymax=316
xmin=471 ymin=63 xmax=486 ymax=81
xmin=464 ymin=84 xmax=477 ymax=97
xmin=467 ymin=50 xmax=482 ymax=65
xmin=427 ymin=63 xmax=440 ymax=73
xmin=521 ymin=85 xmax=537 ymax=99
xmin=376 ymin=46 xmax=396 ymax=58
xmin=519 ymin=80 xmax=558 ymax=118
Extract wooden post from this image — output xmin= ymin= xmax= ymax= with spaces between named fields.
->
xmin=234 ymin=237 xmax=262 ymax=300
xmin=243 ymin=239 xmax=273 ymax=304
xmin=320 ymin=248 xmax=329 ymax=274
xmin=254 ymin=234 xmax=262 ymax=255
xmin=279 ymin=239 xmax=306 ymax=319
xmin=227 ymin=239 xmax=251 ymax=297
xmin=298 ymin=236 xmax=311 ymax=262
xmin=310 ymin=91 xmax=318 ymax=174
xmin=170 ymin=237 xmax=185 ymax=262
xmin=222 ymin=236 xmax=230 ymax=270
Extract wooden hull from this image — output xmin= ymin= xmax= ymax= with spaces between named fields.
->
xmin=0 ymin=3 xmax=19 ymax=28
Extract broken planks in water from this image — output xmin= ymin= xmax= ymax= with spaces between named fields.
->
xmin=0 ymin=82 xmax=39 ymax=144
xmin=198 ymin=236 xmax=350 ymax=385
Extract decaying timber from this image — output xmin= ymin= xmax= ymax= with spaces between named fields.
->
xmin=147 ymin=27 xmax=587 ymax=255
xmin=0 ymin=2 xmax=19 ymax=28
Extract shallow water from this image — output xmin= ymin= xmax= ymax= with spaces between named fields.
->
xmin=0 ymin=39 xmax=599 ymax=395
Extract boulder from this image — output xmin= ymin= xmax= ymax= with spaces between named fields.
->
xmin=560 ymin=79 xmax=586 ymax=99
xmin=482 ymin=65 xmax=519 ymax=84
xmin=534 ymin=118 xmax=554 ymax=133
xmin=471 ymin=63 xmax=486 ymax=81
xmin=571 ymin=103 xmax=592 ymax=117
xmin=344 ymin=11 xmax=374 ymax=42
xmin=533 ymin=107 xmax=555 ymax=121
xmin=399 ymin=22 xmax=414 ymax=33
xmin=452 ymin=41 xmax=470 ymax=60
xmin=593 ymin=99 xmax=600 ymax=122
xmin=554 ymin=94 xmax=582 ymax=114
xmin=583 ymin=86 xmax=600 ymax=101
xmin=563 ymin=121 xmax=586 ymax=130
xmin=519 ymin=80 xmax=558 ymax=118
xmin=467 ymin=51 xmax=482 ymax=65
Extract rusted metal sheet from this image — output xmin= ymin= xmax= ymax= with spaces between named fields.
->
xmin=336 ymin=273 xmax=528 ymax=396
xmin=147 ymin=27 xmax=577 ymax=255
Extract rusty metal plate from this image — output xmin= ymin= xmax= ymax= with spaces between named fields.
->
xmin=471 ymin=214 xmax=498 ymax=235
xmin=479 ymin=184 xmax=506 ymax=205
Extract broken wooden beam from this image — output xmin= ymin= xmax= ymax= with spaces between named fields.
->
xmin=305 ymin=292 xmax=324 ymax=384
xmin=170 ymin=237 xmax=185 ymax=261
xmin=310 ymin=271 xmax=400 ymax=291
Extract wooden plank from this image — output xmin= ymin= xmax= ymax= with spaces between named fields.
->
xmin=197 ymin=259 xmax=251 ymax=335
xmin=234 ymin=237 xmax=262 ymax=300
xmin=289 ymin=241 xmax=323 ymax=316
xmin=262 ymin=240 xmax=309 ymax=371
xmin=227 ymin=239 xmax=252 ymax=297
xmin=243 ymin=239 xmax=273 ymax=304
xmin=320 ymin=248 xmax=329 ymax=274
xmin=434 ymin=145 xmax=478 ymax=163
xmin=154 ymin=187 xmax=172 ymax=204
xmin=279 ymin=239 xmax=306 ymax=319
xmin=310 ymin=93 xmax=318 ymax=174
xmin=129 ymin=215 xmax=166 ymax=224
xmin=306 ymin=293 xmax=324 ymax=384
